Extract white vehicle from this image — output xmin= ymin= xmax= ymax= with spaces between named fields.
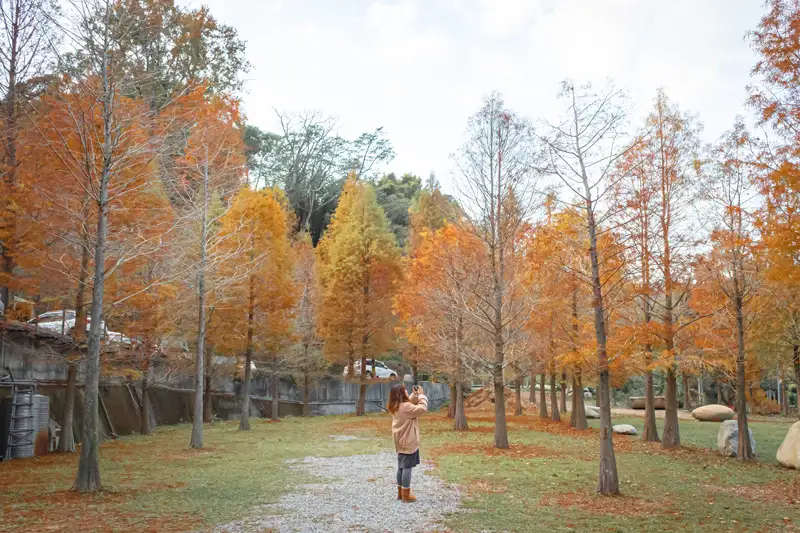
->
xmin=106 ymin=330 xmax=134 ymax=346
xmin=344 ymin=359 xmax=398 ymax=380
xmin=28 ymin=310 xmax=132 ymax=345
xmin=28 ymin=310 xmax=91 ymax=336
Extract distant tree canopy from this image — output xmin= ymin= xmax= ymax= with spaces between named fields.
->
xmin=243 ymin=115 xmax=395 ymax=244
xmin=374 ymin=173 xmax=422 ymax=248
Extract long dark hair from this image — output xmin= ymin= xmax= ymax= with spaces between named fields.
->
xmin=387 ymin=383 xmax=409 ymax=414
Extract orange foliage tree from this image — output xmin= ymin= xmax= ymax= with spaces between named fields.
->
xmin=695 ymin=122 xmax=762 ymax=460
xmin=524 ymin=200 xmax=570 ymax=422
xmin=615 ymin=89 xmax=702 ymax=447
xmin=207 ymin=187 xmax=296 ymax=429
xmin=749 ymin=0 xmax=800 ymax=399
xmin=289 ymin=232 xmax=328 ymax=416
xmin=400 ymin=176 xmax=459 ymax=404
xmin=525 ymin=206 xmax=597 ymax=429
xmin=30 ymin=62 xmax=164 ymax=489
xmin=395 ymin=223 xmax=486 ymax=430
xmin=0 ymin=0 xmax=58 ymax=310
xmin=613 ymin=138 xmax=662 ymax=441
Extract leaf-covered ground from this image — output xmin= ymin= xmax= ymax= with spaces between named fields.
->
xmin=0 ymin=411 xmax=797 ymax=532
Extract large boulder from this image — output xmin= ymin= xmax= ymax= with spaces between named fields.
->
xmin=585 ymin=405 xmax=600 ymax=419
xmin=692 ymin=404 xmax=735 ymax=422
xmin=776 ymin=421 xmax=800 ymax=469
xmin=613 ymin=424 xmax=638 ymax=436
xmin=717 ymin=419 xmax=756 ymax=457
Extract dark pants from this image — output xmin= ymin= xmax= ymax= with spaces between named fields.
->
xmin=396 ymin=450 xmax=420 ymax=489
xmin=396 ymin=467 xmax=412 ymax=488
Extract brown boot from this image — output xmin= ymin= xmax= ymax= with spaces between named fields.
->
xmin=401 ymin=487 xmax=416 ymax=503
xmin=397 ymin=486 xmax=402 ymax=500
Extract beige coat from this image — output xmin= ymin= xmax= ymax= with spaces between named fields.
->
xmin=392 ymin=393 xmax=428 ymax=454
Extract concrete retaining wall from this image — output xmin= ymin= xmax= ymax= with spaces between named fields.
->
xmin=1 ymin=333 xmax=450 ymax=443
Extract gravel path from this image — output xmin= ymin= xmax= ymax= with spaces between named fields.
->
xmin=214 ymin=450 xmax=460 ymax=533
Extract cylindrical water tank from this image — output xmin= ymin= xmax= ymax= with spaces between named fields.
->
xmin=10 ymin=395 xmax=33 ymax=459
xmin=33 ymin=395 xmax=49 ymax=456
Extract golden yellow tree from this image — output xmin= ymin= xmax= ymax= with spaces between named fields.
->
xmin=317 ymin=174 xmax=401 ymax=416
xmin=207 ymin=187 xmax=296 ymax=429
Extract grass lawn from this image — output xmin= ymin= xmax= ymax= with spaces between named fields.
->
xmin=0 ymin=411 xmax=797 ymax=533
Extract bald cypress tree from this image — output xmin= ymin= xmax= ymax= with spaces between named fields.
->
xmin=317 ymin=174 xmax=402 ymax=415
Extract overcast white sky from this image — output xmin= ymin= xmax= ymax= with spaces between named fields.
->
xmin=180 ymin=0 xmax=764 ymax=194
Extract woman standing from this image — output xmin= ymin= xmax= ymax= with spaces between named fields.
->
xmin=388 ymin=383 xmax=428 ymax=502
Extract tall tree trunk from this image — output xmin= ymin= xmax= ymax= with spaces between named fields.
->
xmin=302 ymin=371 xmax=311 ymax=417
xmin=642 ymin=369 xmax=660 ymax=442
xmin=575 ymin=371 xmax=588 ymax=430
xmin=454 ymin=380 xmax=468 ymax=431
xmin=641 ymin=283 xmax=660 ymax=441
xmin=60 ymin=363 xmax=77 ymax=452
xmin=190 ymin=148 xmax=210 ymax=450
xmin=140 ymin=359 xmax=152 ymax=436
xmin=780 ymin=375 xmax=789 ymax=416
xmin=63 ymin=237 xmax=90 ymax=454
xmin=528 ymin=371 xmax=536 ymax=405
xmin=74 ymin=123 xmax=112 ymax=493
xmin=717 ymin=376 xmax=724 ymax=404
xmin=560 ymin=371 xmax=567 ymax=414
xmin=660 ymin=266 xmax=681 ymax=447
xmin=793 ymin=344 xmax=799 ymax=414
xmin=491 ymin=120 xmax=509 ymax=450
xmin=239 ymin=274 xmax=256 ymax=430
xmin=239 ymin=353 xmax=252 ymax=430
xmin=659 ymin=137 xmax=680 ymax=450
xmin=448 ymin=383 xmax=457 ymax=418
xmin=203 ymin=346 xmax=212 ymax=423
xmin=662 ymin=369 xmax=680 ymax=448
xmin=682 ymin=373 xmax=692 ymax=410
xmin=734 ymin=289 xmax=754 ymax=460
xmin=492 ymin=362 xmax=508 ymax=447
xmin=357 ymin=355 xmax=367 ymax=417
xmin=514 ymin=377 xmax=522 ymax=416
xmin=550 ymin=371 xmax=560 ymax=422
xmin=357 ymin=273 xmax=371 ymax=417
xmin=697 ymin=372 xmax=704 ymax=405
xmin=203 ymin=373 xmax=212 ymax=423
xmin=539 ymin=373 xmax=548 ymax=419
xmin=0 ymin=257 xmax=9 ymax=310
xmin=638 ymin=184 xmax=659 ymax=440
xmin=570 ymin=374 xmax=577 ymax=427
xmin=576 ymin=137 xmax=619 ymax=494
xmin=62 ymin=235 xmax=90 ymax=454
xmin=271 ymin=372 xmax=280 ymax=421
xmin=596 ymin=368 xmax=618 ymax=494
xmin=661 ymin=340 xmax=680 ymax=450
xmin=73 ymin=233 xmax=91 ymax=341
